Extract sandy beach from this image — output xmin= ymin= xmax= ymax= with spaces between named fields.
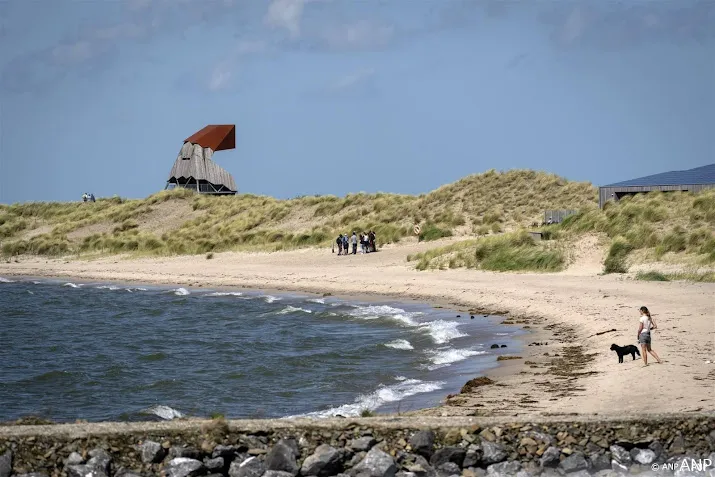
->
xmin=2 ymin=236 xmax=713 ymax=418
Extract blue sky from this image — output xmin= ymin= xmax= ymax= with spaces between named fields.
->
xmin=0 ymin=0 xmax=713 ymax=204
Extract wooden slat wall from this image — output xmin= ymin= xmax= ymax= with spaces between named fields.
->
xmin=167 ymin=143 xmax=237 ymax=192
xmin=598 ymin=184 xmax=715 ymax=208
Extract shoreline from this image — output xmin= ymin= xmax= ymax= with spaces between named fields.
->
xmin=1 ymin=245 xmax=713 ymax=418
xmin=1 ymin=272 xmax=533 ymax=420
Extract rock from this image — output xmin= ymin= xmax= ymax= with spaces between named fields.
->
xmin=279 ymin=438 xmax=301 ymax=458
xmin=564 ymin=472 xmax=590 ymax=477
xmin=480 ymin=441 xmax=507 ymax=466
xmin=351 ymin=437 xmax=378 ymax=452
xmin=66 ymin=452 xmax=85 ymax=466
xmin=609 ymin=445 xmax=631 ymax=466
xmin=670 ymin=436 xmax=686 ymax=455
xmin=166 ymin=458 xmax=206 ymax=477
xmin=631 ymin=448 xmax=656 ymax=465
xmin=409 ymin=431 xmax=436 ymax=458
xmin=212 ymin=445 xmax=242 ymax=461
xmin=539 ymin=447 xmax=561 ymax=468
xmin=436 ymin=462 xmax=461 ymax=477
xmin=350 ymin=447 xmax=396 ymax=477
xmin=15 ymin=474 xmax=49 ymax=477
xmin=486 ymin=461 xmax=521 ymax=476
xmin=430 ymin=448 xmax=466 ymax=468
xmin=592 ymin=472 xmax=620 ymax=477
xmin=490 ymin=344 xmax=499 ymax=349
xmin=141 ymin=441 xmax=166 ymax=464
xmin=115 ymin=470 xmax=143 ymax=477
xmin=265 ymin=441 xmax=299 ymax=475
xmin=301 ymin=444 xmax=343 ymax=477
xmin=500 ymin=345 xmax=507 ymax=348
xmin=558 ymin=453 xmax=588 ymax=474
xmin=204 ymin=457 xmax=224 ymax=473
xmin=610 ymin=460 xmax=629 ymax=474
xmin=169 ymin=447 xmax=203 ymax=461
xmin=462 ymin=449 xmax=481 ymax=468
xmin=649 ymin=441 xmax=665 ymax=460
xmin=66 ymin=464 xmax=108 ymax=477
xmin=87 ymin=448 xmax=112 ymax=474
xmin=589 ymin=453 xmax=611 ymax=472
xmin=0 ymin=450 xmax=11 ymax=477
xmin=229 ymin=456 xmax=265 ymax=477
xmin=397 ymin=473 xmax=417 ymax=477
xmin=405 ymin=455 xmax=436 ymax=477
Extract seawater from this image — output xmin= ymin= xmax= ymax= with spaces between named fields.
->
xmin=0 ymin=276 xmax=523 ymax=422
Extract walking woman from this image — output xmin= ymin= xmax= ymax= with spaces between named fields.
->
xmin=637 ymin=306 xmax=662 ymax=366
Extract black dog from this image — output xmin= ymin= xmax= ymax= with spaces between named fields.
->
xmin=610 ymin=343 xmax=641 ymax=363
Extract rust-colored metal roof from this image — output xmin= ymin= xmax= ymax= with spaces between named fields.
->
xmin=184 ymin=125 xmax=235 ymax=151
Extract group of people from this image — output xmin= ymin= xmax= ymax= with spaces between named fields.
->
xmin=82 ymin=192 xmax=96 ymax=203
xmin=334 ymin=231 xmax=377 ymax=255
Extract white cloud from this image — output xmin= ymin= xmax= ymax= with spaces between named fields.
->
xmin=321 ymin=20 xmax=394 ymax=50
xmin=264 ymin=0 xmax=306 ymax=38
xmin=208 ymin=63 xmax=233 ymax=91
xmin=330 ymin=67 xmax=375 ymax=91
xmin=558 ymin=6 xmax=586 ymax=45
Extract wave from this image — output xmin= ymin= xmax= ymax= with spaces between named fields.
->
xmin=63 ymin=282 xmax=82 ymax=288
xmin=287 ymin=377 xmax=444 ymax=418
xmin=348 ymin=305 xmax=419 ymax=326
xmin=0 ymin=277 xmax=15 ymax=283
xmin=172 ymin=288 xmax=190 ymax=296
xmin=384 ymin=339 xmax=414 ymax=350
xmin=277 ymin=306 xmax=313 ymax=315
xmin=306 ymin=298 xmax=325 ymax=304
xmin=96 ymin=285 xmax=121 ymax=291
xmin=206 ymin=291 xmax=243 ymax=297
xmin=425 ymin=348 xmax=486 ymax=370
xmin=418 ymin=320 xmax=467 ymax=344
xmin=140 ymin=405 xmax=184 ymax=420
xmin=262 ymin=295 xmax=281 ymax=303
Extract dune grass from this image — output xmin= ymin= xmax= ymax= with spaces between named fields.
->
xmin=0 ymin=169 xmax=598 ymax=258
xmin=559 ymin=189 xmax=715 ymax=273
xmin=407 ymin=231 xmax=566 ymax=272
xmin=636 ymin=270 xmax=715 ymax=283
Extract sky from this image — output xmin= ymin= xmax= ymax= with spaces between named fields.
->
xmin=0 ymin=0 xmax=713 ymax=204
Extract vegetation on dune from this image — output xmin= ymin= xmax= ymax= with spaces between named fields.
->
xmin=636 ymin=270 xmax=715 ymax=283
xmin=407 ymin=231 xmax=566 ymax=272
xmin=559 ymin=190 xmax=715 ymax=273
xmin=0 ymin=169 xmax=597 ymax=258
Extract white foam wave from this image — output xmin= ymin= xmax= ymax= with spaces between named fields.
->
xmin=172 ymin=288 xmax=190 ymax=296
xmin=418 ymin=320 xmax=467 ymax=344
xmin=349 ymin=305 xmax=420 ymax=326
xmin=425 ymin=348 xmax=486 ymax=370
xmin=96 ymin=285 xmax=121 ymax=291
xmin=206 ymin=291 xmax=243 ymax=297
xmin=0 ymin=277 xmax=15 ymax=283
xmin=495 ymin=332 xmax=510 ymax=336
xmin=287 ymin=378 xmax=444 ymax=418
xmin=307 ymin=298 xmax=325 ymax=304
xmin=384 ymin=339 xmax=414 ymax=350
xmin=277 ymin=306 xmax=313 ymax=315
xmin=262 ymin=295 xmax=281 ymax=303
xmin=32 ymin=281 xmax=42 ymax=285
xmin=142 ymin=405 xmax=184 ymax=420
xmin=63 ymin=282 xmax=82 ymax=288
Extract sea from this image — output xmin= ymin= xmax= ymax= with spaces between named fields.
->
xmin=0 ymin=276 xmax=524 ymax=422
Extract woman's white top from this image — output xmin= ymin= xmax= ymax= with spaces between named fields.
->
xmin=639 ymin=315 xmax=652 ymax=334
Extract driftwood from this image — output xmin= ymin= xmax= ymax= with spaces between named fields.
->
xmin=589 ymin=328 xmax=617 ymax=338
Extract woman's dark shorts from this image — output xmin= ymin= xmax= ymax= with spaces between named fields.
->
xmin=638 ymin=332 xmax=651 ymax=345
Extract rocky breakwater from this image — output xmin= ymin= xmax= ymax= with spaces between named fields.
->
xmin=0 ymin=414 xmax=714 ymax=477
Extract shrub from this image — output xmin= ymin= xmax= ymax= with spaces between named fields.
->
xmin=418 ymin=224 xmax=453 ymax=242
xmin=604 ymin=238 xmax=632 ymax=274
xmin=636 ymin=271 xmax=670 ymax=282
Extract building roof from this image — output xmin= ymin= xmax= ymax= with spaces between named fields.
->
xmin=603 ymin=163 xmax=715 ymax=188
xmin=184 ymin=125 xmax=235 ymax=151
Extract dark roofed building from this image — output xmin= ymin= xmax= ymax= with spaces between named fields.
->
xmin=599 ymin=163 xmax=715 ymax=208
xmin=166 ymin=125 xmax=238 ymax=195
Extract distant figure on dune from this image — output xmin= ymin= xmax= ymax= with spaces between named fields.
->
xmin=335 ymin=234 xmax=343 ymax=255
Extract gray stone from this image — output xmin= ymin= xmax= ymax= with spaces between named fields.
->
xmin=229 ymin=456 xmax=265 ymax=477
xmin=87 ymin=448 xmax=111 ymax=474
xmin=279 ymin=438 xmax=301 ymax=458
xmin=435 ymin=462 xmax=460 ymax=477
xmin=350 ymin=447 xmax=396 ymax=477
xmin=480 ymin=441 xmax=506 ymax=466
xmin=610 ymin=460 xmax=629 ymax=473
xmin=351 ymin=437 xmax=378 ymax=452
xmin=396 ymin=473 xmax=416 ymax=477
xmin=169 ymin=447 xmax=203 ymax=461
xmin=609 ymin=445 xmax=632 ymax=466
xmin=670 ymin=436 xmax=686 ymax=455
xmin=559 ymin=453 xmax=588 ymax=474
xmin=486 ymin=461 xmax=521 ymax=476
xmin=165 ymin=458 xmax=206 ymax=477
xmin=632 ymin=449 xmax=657 ymax=465
xmin=16 ymin=474 xmax=49 ymax=477
xmin=66 ymin=464 xmax=108 ymax=477
xmin=66 ymin=452 xmax=85 ymax=466
xmin=204 ymin=457 xmax=224 ymax=472
xmin=565 ymin=472 xmax=590 ymax=477
xmin=0 ymin=450 xmax=11 ymax=477
xmin=140 ymin=440 xmax=166 ymax=464
xmin=405 ymin=455 xmax=436 ymax=477
xmin=539 ymin=447 xmax=561 ymax=468
xmin=212 ymin=445 xmax=242 ymax=461
xmin=115 ymin=470 xmax=143 ymax=477
xmin=409 ymin=431 xmax=436 ymax=458
xmin=263 ymin=472 xmax=296 ymax=477
xmin=649 ymin=441 xmax=665 ymax=460
xmin=429 ymin=447 xmax=466 ymax=468
xmin=265 ymin=441 xmax=299 ymax=475
xmin=593 ymin=471 xmax=621 ymax=477
xmin=589 ymin=453 xmax=611 ymax=472
xmin=462 ymin=449 xmax=481 ymax=469
xmin=348 ymin=452 xmax=367 ymax=469
xmin=674 ymin=456 xmax=704 ymax=477
xmin=301 ymin=444 xmax=343 ymax=477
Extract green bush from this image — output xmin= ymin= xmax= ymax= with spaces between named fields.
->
xmin=418 ymin=224 xmax=453 ymax=242
xmin=635 ymin=271 xmax=670 ymax=282
xmin=473 ymin=231 xmax=564 ymax=272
